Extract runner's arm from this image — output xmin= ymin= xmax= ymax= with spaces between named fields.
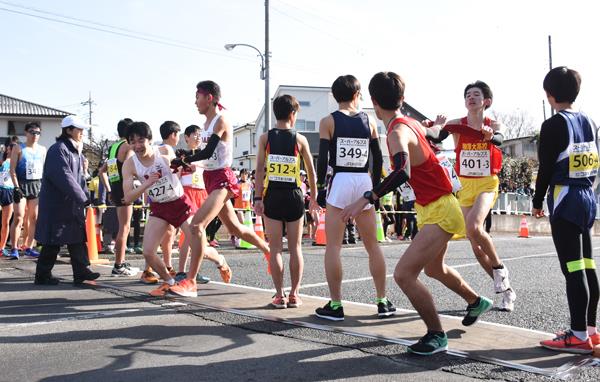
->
xmin=253 ymin=134 xmax=268 ymax=199
xmin=122 ymin=160 xmax=149 ymax=204
xmin=298 ymin=134 xmax=318 ymax=201
xmin=532 ymin=117 xmax=568 ymax=209
xmin=175 ymin=134 xmax=220 ymax=163
xmin=9 ymin=144 xmax=20 ymax=188
xmin=372 ymin=128 xmax=411 ymax=199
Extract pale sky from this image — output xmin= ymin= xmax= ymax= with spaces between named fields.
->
xmin=1 ymin=0 xmax=598 ymax=141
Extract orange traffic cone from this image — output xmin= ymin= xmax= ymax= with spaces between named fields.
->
xmin=518 ymin=215 xmax=530 ymax=238
xmin=314 ymin=210 xmax=327 ymax=246
xmin=254 ymin=215 xmax=265 ymax=241
xmin=86 ymin=207 xmax=109 ymax=264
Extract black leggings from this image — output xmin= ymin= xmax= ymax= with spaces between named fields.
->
xmin=551 ymin=217 xmax=599 ymax=331
xmin=381 ymin=205 xmax=394 ymax=235
xmin=206 ymin=217 xmax=222 ymax=241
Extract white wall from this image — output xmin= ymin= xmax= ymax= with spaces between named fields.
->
xmin=233 ymin=125 xmax=256 ymax=170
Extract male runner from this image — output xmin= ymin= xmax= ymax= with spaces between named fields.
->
xmin=315 ymin=74 xmax=396 ymax=320
xmin=342 ymin=72 xmax=492 ymax=355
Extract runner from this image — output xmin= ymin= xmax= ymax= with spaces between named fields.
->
xmin=342 ymin=72 xmax=492 ymax=355
xmin=0 ymin=137 xmax=17 ymax=256
xmin=232 ymin=168 xmax=253 ymax=247
xmin=169 ymin=80 xmax=270 ymax=297
xmin=175 ymin=124 xmax=232 ymax=284
xmin=121 ymin=121 xmax=221 ymax=297
xmin=139 ymin=120 xmax=180 ymax=284
xmin=8 ymin=122 xmax=46 ymax=259
xmin=533 ymin=67 xmax=600 ymax=354
xmin=314 ymin=74 xmax=396 ymax=320
xmin=435 ymin=81 xmax=516 ymax=311
xmin=254 ymin=94 xmax=318 ymax=308
xmin=99 ymin=118 xmax=139 ymax=276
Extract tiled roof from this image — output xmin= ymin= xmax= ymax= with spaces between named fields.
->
xmin=0 ymin=94 xmax=70 ymax=117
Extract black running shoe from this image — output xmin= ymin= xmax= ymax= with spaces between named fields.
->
xmin=462 ymin=296 xmax=493 ymax=326
xmin=315 ymin=301 xmax=344 ymax=321
xmin=377 ymin=300 xmax=397 ymax=318
xmin=74 ymin=271 xmax=101 ymax=284
xmin=34 ymin=274 xmax=60 ymax=285
xmin=408 ymin=331 xmax=448 ymax=355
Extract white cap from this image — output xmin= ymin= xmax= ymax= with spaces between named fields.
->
xmin=61 ymin=115 xmax=90 ymax=130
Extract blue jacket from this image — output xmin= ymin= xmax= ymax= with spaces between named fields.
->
xmin=35 ymin=137 xmax=89 ymax=245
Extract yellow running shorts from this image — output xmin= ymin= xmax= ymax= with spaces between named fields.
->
xmin=456 ymin=175 xmax=499 ymax=208
xmin=415 ymin=193 xmax=466 ymax=236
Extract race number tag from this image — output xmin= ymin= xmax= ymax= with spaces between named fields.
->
xmin=267 ymin=154 xmax=297 ymax=183
xmin=399 ymin=182 xmax=416 ymax=201
xmin=191 ymin=171 xmax=203 ymax=187
xmin=569 ymin=142 xmax=599 ymax=178
xmin=107 ymin=158 xmax=120 ymax=182
xmin=459 ymin=150 xmax=491 ymax=177
xmin=147 ymin=176 xmax=178 ymax=203
xmin=242 ymin=188 xmax=251 ymax=201
xmin=0 ymin=169 xmax=11 ymax=187
xmin=26 ymin=160 xmax=43 ymax=180
xmin=201 ymin=130 xmax=219 ymax=170
xmin=436 ymin=154 xmax=462 ymax=192
xmin=336 ymin=137 xmax=369 ymax=168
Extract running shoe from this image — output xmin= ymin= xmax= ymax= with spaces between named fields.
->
xmin=103 ymin=246 xmax=115 ymax=255
xmin=134 ymin=246 xmax=144 ymax=254
xmin=498 ymin=288 xmax=516 ymax=312
xmin=73 ymin=271 xmax=101 ymax=284
xmin=408 ymin=331 xmax=448 ymax=355
xmin=1 ymin=248 xmax=8 ymax=257
xmin=288 ymin=295 xmax=302 ymax=308
xmin=492 ymin=266 xmax=511 ymax=293
xmin=209 ymin=240 xmax=220 ymax=248
xmin=218 ymin=261 xmax=232 ymax=283
xmin=271 ymin=295 xmax=288 ymax=309
xmin=24 ymin=247 xmax=40 ymax=257
xmin=125 ymin=247 xmax=135 ymax=254
xmin=111 ymin=263 xmax=140 ymax=277
xmin=540 ymin=330 xmax=593 ymax=354
xmin=166 ymin=266 xmax=177 ymax=277
xmin=377 ymin=300 xmax=397 ymax=318
xmin=462 ymin=296 xmax=493 ymax=326
xmin=315 ymin=301 xmax=345 ymax=321
xmin=590 ymin=332 xmax=600 ymax=346
xmin=149 ymin=282 xmax=171 ymax=297
xmin=175 ymin=272 xmax=187 ymax=282
xmin=34 ymin=274 xmax=60 ymax=285
xmin=170 ymin=279 xmax=198 ymax=297
xmin=7 ymin=248 xmax=19 ymax=260
xmin=196 ymin=274 xmax=211 ymax=284
xmin=140 ymin=270 xmax=159 ymax=284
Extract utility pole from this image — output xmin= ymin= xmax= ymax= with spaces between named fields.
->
xmin=548 ymin=35 xmax=554 ymax=116
xmin=81 ymin=91 xmax=95 ymax=140
xmin=264 ymin=0 xmax=270 ymax=132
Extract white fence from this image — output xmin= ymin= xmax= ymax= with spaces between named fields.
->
xmin=492 ymin=192 xmax=600 ymax=219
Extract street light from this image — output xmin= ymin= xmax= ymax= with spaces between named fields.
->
xmin=224 ymin=42 xmax=270 ymax=133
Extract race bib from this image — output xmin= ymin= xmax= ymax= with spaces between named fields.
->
xmin=459 ymin=150 xmax=491 ymax=177
xmin=107 ymin=158 xmax=120 ymax=182
xmin=26 ymin=160 xmax=43 ymax=180
xmin=191 ymin=172 xmax=203 ymax=187
xmin=399 ymin=183 xmax=416 ymax=201
xmin=336 ymin=137 xmax=369 ymax=168
xmin=241 ymin=188 xmax=251 ymax=201
xmin=201 ymin=131 xmax=219 ymax=170
xmin=569 ymin=142 xmax=599 ymax=178
xmin=436 ymin=154 xmax=462 ymax=192
xmin=0 ymin=170 xmax=11 ymax=187
xmin=147 ymin=176 xmax=178 ymax=203
xmin=267 ymin=154 xmax=297 ymax=183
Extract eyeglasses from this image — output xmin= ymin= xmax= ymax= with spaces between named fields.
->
xmin=27 ymin=130 xmax=41 ymax=135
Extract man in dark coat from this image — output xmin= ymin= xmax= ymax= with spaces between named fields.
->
xmin=34 ymin=115 xmax=100 ymax=285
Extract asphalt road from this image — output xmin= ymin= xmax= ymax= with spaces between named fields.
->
xmin=1 ymin=233 xmax=600 ymax=381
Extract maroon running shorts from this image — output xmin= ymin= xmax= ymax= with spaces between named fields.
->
xmin=183 ymin=186 xmax=208 ymax=214
xmin=203 ymin=167 xmax=240 ymax=198
xmin=149 ymin=194 xmax=193 ymax=228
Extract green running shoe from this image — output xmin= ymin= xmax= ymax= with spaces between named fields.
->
xmin=462 ymin=296 xmax=493 ymax=326
xmin=408 ymin=331 xmax=448 ymax=355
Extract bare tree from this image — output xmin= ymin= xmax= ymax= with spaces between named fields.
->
xmin=491 ymin=109 xmax=536 ymax=139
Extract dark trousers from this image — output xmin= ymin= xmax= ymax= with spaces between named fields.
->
xmin=36 ymin=243 xmax=91 ymax=278
xmin=206 ymin=217 xmax=222 ymax=241
xmin=128 ymin=207 xmax=143 ymax=247
xmin=551 ymin=217 xmax=599 ymax=331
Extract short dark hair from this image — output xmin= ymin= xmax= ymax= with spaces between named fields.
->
xmin=273 ymin=94 xmax=300 ymax=121
xmin=127 ymin=121 xmax=152 ymax=142
xmin=159 ymin=120 xmax=180 ymax=140
xmin=368 ymin=72 xmax=405 ymax=111
xmin=117 ymin=118 xmax=133 ymax=138
xmin=543 ymin=66 xmax=581 ymax=103
xmin=25 ymin=122 xmax=40 ymax=131
xmin=184 ymin=124 xmax=201 ymax=136
xmin=464 ymin=81 xmax=493 ymax=109
xmin=196 ymin=80 xmax=221 ymax=105
xmin=331 ymin=75 xmax=361 ymax=103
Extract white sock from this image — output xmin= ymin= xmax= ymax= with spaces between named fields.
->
xmin=572 ymin=329 xmax=588 ymax=341
xmin=166 ymin=278 xmax=175 ymax=286
xmin=588 ymin=326 xmax=598 ymax=336
xmin=217 ymin=255 xmax=225 ymax=268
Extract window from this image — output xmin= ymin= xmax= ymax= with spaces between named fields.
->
xmin=251 ymin=132 xmax=256 ymax=147
xmin=8 ymin=121 xmax=32 ymax=136
xmin=299 ymin=101 xmax=311 ymax=107
xmin=296 ymin=119 xmax=316 ymax=132
xmin=235 ymin=136 xmax=238 ymax=148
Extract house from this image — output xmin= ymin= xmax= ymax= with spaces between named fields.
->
xmin=501 ymin=135 xmax=537 ymax=160
xmin=232 ymin=123 xmax=256 ymax=170
xmin=253 ymin=85 xmax=428 ymax=168
xmin=0 ymin=94 xmax=70 ymax=149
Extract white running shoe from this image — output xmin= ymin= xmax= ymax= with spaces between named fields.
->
xmin=493 ymin=266 xmax=511 ymax=293
xmin=499 ymin=288 xmax=517 ymax=312
xmin=111 ymin=263 xmax=140 ymax=277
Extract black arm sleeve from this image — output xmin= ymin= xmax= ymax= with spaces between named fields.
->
xmin=532 ymin=116 xmax=569 ymax=209
xmin=426 ymin=128 xmax=450 ymax=144
xmin=181 ymin=134 xmax=221 ymax=162
xmin=490 ymin=131 xmax=504 ymax=146
xmin=372 ymin=152 xmax=410 ymax=198
xmin=317 ymin=138 xmax=330 ymax=188
xmin=370 ymin=138 xmax=382 ymax=188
